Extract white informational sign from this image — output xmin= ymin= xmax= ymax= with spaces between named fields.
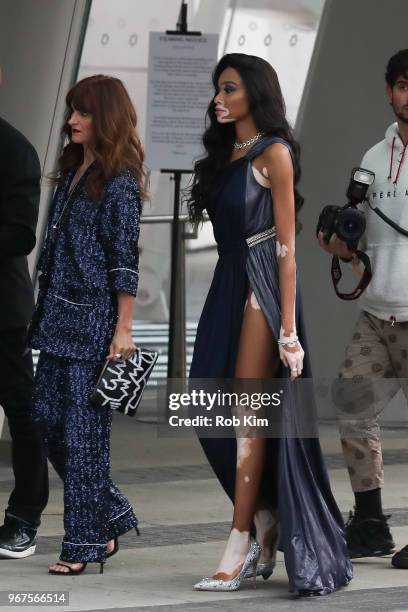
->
xmin=145 ymin=32 xmax=219 ymax=172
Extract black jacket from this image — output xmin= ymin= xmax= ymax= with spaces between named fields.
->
xmin=0 ymin=117 xmax=41 ymax=330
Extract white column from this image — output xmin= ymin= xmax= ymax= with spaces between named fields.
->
xmin=0 ymin=0 xmax=92 ymax=276
xmin=0 ymin=408 xmax=5 ymax=440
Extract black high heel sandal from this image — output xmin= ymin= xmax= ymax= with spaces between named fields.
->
xmin=106 ymin=526 xmax=140 ymax=559
xmin=48 ymin=561 xmax=104 ymax=575
xmin=106 ymin=538 xmax=119 ymax=559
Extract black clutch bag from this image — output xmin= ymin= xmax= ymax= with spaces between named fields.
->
xmin=91 ymin=348 xmax=158 ymax=416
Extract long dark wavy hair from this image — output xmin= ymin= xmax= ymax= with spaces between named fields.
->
xmin=186 ymin=53 xmax=304 ymax=228
xmin=50 ymin=74 xmax=147 ymax=202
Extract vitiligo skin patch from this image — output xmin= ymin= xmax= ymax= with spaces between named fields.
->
xmin=244 ymin=291 xmax=261 ymax=311
xmin=237 ymin=438 xmax=252 ymax=468
xmin=214 ymin=527 xmax=251 ymax=576
xmin=215 ymin=105 xmax=236 ymax=124
xmin=250 ymin=291 xmax=261 ymax=310
xmin=276 ymin=241 xmax=289 ymax=258
xmin=244 ymin=290 xmax=261 ymax=311
xmin=251 ymin=165 xmax=270 ymax=187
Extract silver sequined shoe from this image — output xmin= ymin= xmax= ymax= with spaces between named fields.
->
xmin=244 ymin=559 xmax=275 ymax=580
xmin=245 ymin=521 xmax=280 ymax=580
xmin=193 ymin=540 xmax=261 ymax=591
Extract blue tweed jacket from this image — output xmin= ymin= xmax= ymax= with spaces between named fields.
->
xmin=29 ymin=162 xmax=141 ymax=361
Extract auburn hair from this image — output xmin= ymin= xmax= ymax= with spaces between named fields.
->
xmin=52 ymin=74 xmax=147 ymax=202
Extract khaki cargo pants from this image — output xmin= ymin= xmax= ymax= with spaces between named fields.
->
xmin=334 ymin=310 xmax=408 ymax=492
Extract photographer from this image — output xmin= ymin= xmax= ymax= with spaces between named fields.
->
xmin=318 ymin=49 xmax=408 ymax=568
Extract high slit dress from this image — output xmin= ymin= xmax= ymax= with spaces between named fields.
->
xmin=189 ymin=136 xmax=353 ymax=595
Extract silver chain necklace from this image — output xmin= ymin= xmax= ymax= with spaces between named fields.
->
xmin=234 ymin=132 xmax=264 ymax=150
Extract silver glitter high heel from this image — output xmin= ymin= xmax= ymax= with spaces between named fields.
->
xmin=245 ymin=521 xmax=280 ymax=580
xmin=244 ymin=541 xmax=278 ymax=580
xmin=244 ymin=559 xmax=275 ymax=580
xmin=193 ymin=540 xmax=261 ymax=591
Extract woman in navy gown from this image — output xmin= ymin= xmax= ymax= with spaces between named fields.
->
xmin=187 ymin=53 xmax=352 ymax=595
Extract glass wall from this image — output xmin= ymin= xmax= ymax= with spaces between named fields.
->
xmin=219 ymin=0 xmax=325 ymax=124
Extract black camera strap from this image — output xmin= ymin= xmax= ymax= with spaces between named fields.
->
xmin=368 ymin=200 xmax=408 ymax=237
xmin=331 ymin=250 xmax=372 ymax=300
xmin=330 ymin=197 xmax=408 ymax=300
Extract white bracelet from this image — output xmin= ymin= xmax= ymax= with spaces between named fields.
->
xmin=277 ymin=336 xmax=298 ymax=346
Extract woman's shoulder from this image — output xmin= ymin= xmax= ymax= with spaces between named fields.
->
xmin=254 ymin=137 xmax=294 ymax=171
xmin=259 ymin=141 xmax=292 ymax=161
xmin=246 ymin=135 xmax=292 ymax=162
xmin=104 ymin=168 xmax=141 ymax=194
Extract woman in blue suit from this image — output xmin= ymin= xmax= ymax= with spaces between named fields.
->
xmin=29 ymin=75 xmax=145 ymax=575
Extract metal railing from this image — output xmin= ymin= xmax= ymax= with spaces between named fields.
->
xmin=139 ymin=212 xmax=209 ymax=379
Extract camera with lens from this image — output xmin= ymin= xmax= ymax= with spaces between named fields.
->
xmin=316 ymin=168 xmax=375 ymax=300
xmin=318 ymin=166 xmax=408 ymax=300
xmin=316 ymin=168 xmax=375 ymax=251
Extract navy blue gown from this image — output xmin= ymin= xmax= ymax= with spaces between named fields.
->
xmin=189 ymin=136 xmax=353 ymax=595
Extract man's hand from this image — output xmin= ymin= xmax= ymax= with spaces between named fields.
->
xmin=317 ymin=231 xmax=354 ymax=260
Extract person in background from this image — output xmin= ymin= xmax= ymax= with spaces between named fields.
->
xmin=319 ymin=49 xmax=408 ymax=569
xmin=0 ymin=66 xmax=49 ymax=559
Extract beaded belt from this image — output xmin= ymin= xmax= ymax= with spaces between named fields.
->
xmin=246 ymin=227 xmax=276 ymax=248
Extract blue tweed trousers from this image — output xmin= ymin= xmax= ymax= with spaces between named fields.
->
xmin=32 ymin=351 xmax=138 ymax=563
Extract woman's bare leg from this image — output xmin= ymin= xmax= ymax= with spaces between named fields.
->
xmin=213 ymin=287 xmax=279 ymax=579
xmin=253 ymin=503 xmax=279 ymax=564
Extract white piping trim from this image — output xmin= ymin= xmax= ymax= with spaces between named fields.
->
xmin=64 ymin=541 xmax=105 ymax=546
xmin=108 ymin=506 xmax=132 ymax=522
xmin=108 ymin=267 xmax=138 ymax=275
xmin=53 ymin=294 xmax=92 ymax=307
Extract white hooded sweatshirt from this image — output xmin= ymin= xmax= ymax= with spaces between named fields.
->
xmin=357 ymin=122 xmax=408 ymax=322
